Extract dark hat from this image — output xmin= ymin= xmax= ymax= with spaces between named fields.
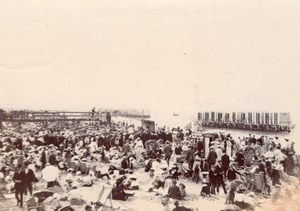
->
xmin=179 ymin=183 xmax=185 ymax=189
xmin=85 ymin=205 xmax=92 ymax=210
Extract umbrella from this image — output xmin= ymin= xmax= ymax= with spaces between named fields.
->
xmin=221 ymin=204 xmax=242 ymax=211
xmin=33 ymin=190 xmax=54 ymax=203
xmin=227 ymin=179 xmax=244 ymax=191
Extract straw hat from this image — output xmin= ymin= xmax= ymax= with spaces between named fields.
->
xmin=67 ymin=168 xmax=74 ymax=173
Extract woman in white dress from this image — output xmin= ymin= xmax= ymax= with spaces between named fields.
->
xmin=134 ymin=138 xmax=144 ymax=162
xmin=226 ymin=140 xmax=232 ymax=158
xmin=168 ymin=152 xmax=177 ymax=170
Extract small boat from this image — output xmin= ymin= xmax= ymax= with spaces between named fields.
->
xmin=173 ymin=113 xmax=179 ymax=116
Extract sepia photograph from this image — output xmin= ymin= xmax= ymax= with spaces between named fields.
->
xmin=0 ymin=0 xmax=300 ymax=210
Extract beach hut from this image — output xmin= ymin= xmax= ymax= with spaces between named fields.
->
xmin=260 ymin=112 xmax=265 ymax=124
xmin=224 ymin=113 xmax=230 ymax=123
xmin=198 ymin=112 xmax=203 ymax=122
xmin=204 ymin=112 xmax=210 ymax=122
xmin=255 ymin=113 xmax=261 ymax=125
xmin=232 ymin=112 xmax=237 ymax=122
xmin=217 ymin=112 xmax=223 ymax=122
xmin=273 ymin=112 xmax=279 ymax=125
xmin=211 ymin=112 xmax=216 ymax=122
xmin=247 ymin=112 xmax=252 ymax=124
xmin=265 ymin=113 xmax=270 ymax=125
xmin=237 ymin=112 xmax=242 ymax=123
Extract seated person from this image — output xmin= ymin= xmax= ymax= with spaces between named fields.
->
xmin=166 ymin=180 xmax=181 ymax=200
xmin=128 ymin=157 xmax=136 ymax=170
xmin=144 ymin=157 xmax=152 ymax=172
xmin=169 ymin=164 xmax=181 ymax=180
xmin=182 ymin=161 xmax=193 ymax=178
xmin=149 ymin=168 xmax=155 ymax=179
xmin=65 ymin=168 xmax=75 ymax=183
xmin=81 ymin=174 xmax=93 ymax=187
xmin=121 ymin=156 xmax=129 ymax=169
xmin=94 ymin=167 xmax=110 ymax=179
xmin=178 ymin=183 xmax=186 ymax=198
xmin=255 ymin=163 xmax=271 ymax=195
xmin=108 ymin=165 xmax=119 ymax=174
xmin=122 ymin=177 xmax=139 ymax=190
xmin=173 ymin=200 xmax=189 ymax=211
xmin=112 ymin=180 xmax=135 ymax=201
xmin=75 ymin=171 xmax=82 ymax=182
xmin=152 ymin=176 xmax=164 ymax=189
xmin=43 ymin=193 xmax=61 ymax=210
xmin=67 ymin=184 xmax=85 ymax=205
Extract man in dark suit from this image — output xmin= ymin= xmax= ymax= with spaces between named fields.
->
xmin=164 ymin=141 xmax=172 ymax=165
xmin=112 ymin=181 xmax=134 ymax=201
xmin=13 ymin=164 xmax=26 ymax=207
xmin=24 ymin=162 xmax=37 ymax=196
xmin=209 ymin=166 xmax=217 ymax=195
xmin=186 ymin=146 xmax=195 ymax=169
xmin=197 ymin=138 xmax=204 ymax=155
xmin=221 ymin=151 xmax=230 ymax=176
xmin=207 ymin=147 xmax=217 ymax=169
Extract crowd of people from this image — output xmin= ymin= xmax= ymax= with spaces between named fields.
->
xmin=0 ymin=119 xmax=299 ymax=210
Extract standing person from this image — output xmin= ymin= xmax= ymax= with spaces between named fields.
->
xmin=122 ymin=141 xmax=131 ymax=155
xmin=174 ymin=143 xmax=182 ymax=156
xmin=13 ymin=164 xmax=26 ymax=207
xmin=215 ymin=162 xmax=227 ymax=195
xmin=192 ymin=164 xmax=200 ymax=183
xmin=209 ymin=165 xmax=218 ymax=195
xmin=40 ymin=148 xmax=47 ymax=169
xmin=215 ymin=145 xmax=223 ymax=162
xmin=226 ymin=163 xmax=241 ymax=181
xmin=164 ymin=141 xmax=172 ymax=166
xmin=197 ymin=138 xmax=204 ymax=156
xmin=186 ymin=146 xmax=195 ymax=170
xmin=221 ymin=151 xmax=230 ymax=176
xmin=134 ymin=138 xmax=144 ymax=162
xmin=24 ymin=162 xmax=37 ymax=196
xmin=225 ymin=139 xmax=232 ymax=157
xmin=207 ymin=147 xmax=217 ymax=169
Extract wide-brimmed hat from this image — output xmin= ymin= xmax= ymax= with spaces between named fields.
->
xmin=67 ymin=168 xmax=74 ymax=173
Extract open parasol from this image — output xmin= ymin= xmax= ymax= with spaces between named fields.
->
xmin=33 ymin=189 xmax=54 ymax=203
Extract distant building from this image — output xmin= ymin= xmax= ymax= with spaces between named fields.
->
xmin=197 ymin=111 xmax=292 ymax=132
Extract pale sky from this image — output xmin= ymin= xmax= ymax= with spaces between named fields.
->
xmin=0 ymin=0 xmax=299 ymax=124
